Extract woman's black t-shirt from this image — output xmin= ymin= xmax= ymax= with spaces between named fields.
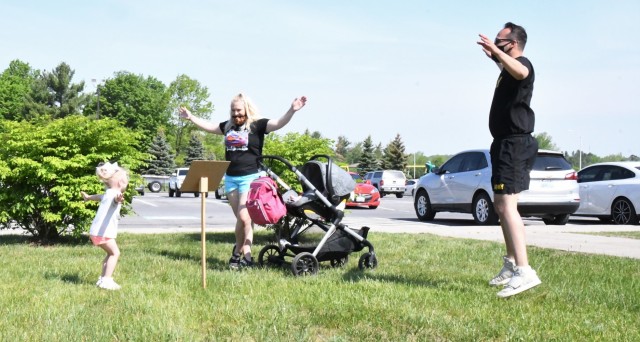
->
xmin=488 ymin=56 xmax=535 ymax=139
xmin=218 ymin=118 xmax=269 ymax=176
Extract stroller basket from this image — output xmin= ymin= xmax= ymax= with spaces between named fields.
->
xmin=287 ymin=227 xmax=370 ymax=262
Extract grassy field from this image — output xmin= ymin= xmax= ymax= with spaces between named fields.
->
xmin=580 ymin=230 xmax=640 ymax=240
xmin=1 ymin=230 xmax=638 ymax=341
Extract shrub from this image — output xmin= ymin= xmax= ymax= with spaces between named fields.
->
xmin=0 ymin=116 xmax=148 ymax=241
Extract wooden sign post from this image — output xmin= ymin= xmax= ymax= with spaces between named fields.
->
xmin=179 ymin=160 xmax=230 ymax=288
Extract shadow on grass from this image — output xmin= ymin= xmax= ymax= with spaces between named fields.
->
xmin=340 ymin=267 xmax=446 ymax=288
xmin=155 ymin=232 xmax=282 ymax=271
xmin=44 ymin=271 xmax=83 ymax=285
xmin=0 ymin=234 xmax=87 ymax=246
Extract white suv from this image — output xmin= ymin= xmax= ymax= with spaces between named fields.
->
xmin=370 ymin=170 xmax=407 ymax=198
xmin=413 ymin=149 xmax=580 ymax=225
xmin=168 ymin=167 xmax=206 ymax=198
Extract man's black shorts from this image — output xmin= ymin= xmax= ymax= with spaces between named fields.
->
xmin=490 ymin=134 xmax=538 ymax=195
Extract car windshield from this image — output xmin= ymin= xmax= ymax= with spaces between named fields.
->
xmin=178 ymin=169 xmax=188 ymax=176
xmin=386 ymin=171 xmax=405 ymax=179
xmin=351 ymin=173 xmax=363 ymax=183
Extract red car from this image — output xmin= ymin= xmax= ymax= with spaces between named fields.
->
xmin=346 ymin=172 xmax=381 ymax=209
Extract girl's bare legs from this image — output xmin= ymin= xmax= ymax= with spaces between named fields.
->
xmin=227 ymin=190 xmax=253 ymax=260
xmin=98 ymin=239 xmax=121 ymax=278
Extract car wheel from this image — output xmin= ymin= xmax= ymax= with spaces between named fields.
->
xmin=215 ymin=190 xmax=222 ymax=199
xmin=414 ymin=189 xmax=436 ymax=221
xmin=176 ymin=189 xmax=182 ymax=198
xmin=194 ymin=192 xmax=200 ymax=197
xmin=168 ymin=188 xmax=174 ymax=197
xmin=611 ymin=197 xmax=637 ymax=225
xmin=148 ymin=181 xmax=162 ymax=193
xmin=368 ymin=205 xmax=378 ymax=209
xmin=395 ymin=193 xmax=403 ymax=198
xmin=542 ymin=214 xmax=570 ymax=225
xmin=472 ymin=192 xmax=499 ymax=225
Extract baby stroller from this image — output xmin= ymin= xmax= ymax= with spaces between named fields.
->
xmin=255 ymin=155 xmax=378 ymax=276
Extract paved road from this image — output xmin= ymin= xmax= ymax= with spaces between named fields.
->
xmin=4 ymin=193 xmax=637 ymax=259
xmin=116 ymin=193 xmax=640 ymax=260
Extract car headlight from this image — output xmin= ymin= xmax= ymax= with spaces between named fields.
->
xmin=370 ymin=188 xmax=378 ymax=194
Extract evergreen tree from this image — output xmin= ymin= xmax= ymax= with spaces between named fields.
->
xmin=185 ymin=133 xmax=205 ymax=166
xmin=23 ymin=62 xmax=89 ymax=120
xmin=144 ymin=130 xmax=175 ymax=175
xmin=381 ymin=134 xmax=408 ymax=172
xmin=334 ymin=135 xmax=350 ymax=162
xmin=357 ymin=135 xmax=377 ymax=174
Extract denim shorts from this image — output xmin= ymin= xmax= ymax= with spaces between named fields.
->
xmin=224 ymin=173 xmax=261 ymax=194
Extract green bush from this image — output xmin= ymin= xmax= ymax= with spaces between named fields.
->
xmin=0 ymin=116 xmax=148 ymax=240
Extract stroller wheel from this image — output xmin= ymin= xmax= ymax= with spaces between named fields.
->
xmin=258 ymin=244 xmax=284 ymax=268
xmin=330 ymin=255 xmax=349 ymax=268
xmin=358 ymin=252 xmax=378 ymax=270
xmin=291 ymin=252 xmax=319 ymax=276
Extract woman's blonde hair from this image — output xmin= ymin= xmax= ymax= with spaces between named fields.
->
xmin=224 ymin=93 xmax=261 ymax=133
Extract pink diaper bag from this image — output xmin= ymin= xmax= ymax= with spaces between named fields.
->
xmin=246 ymin=176 xmax=287 ymax=226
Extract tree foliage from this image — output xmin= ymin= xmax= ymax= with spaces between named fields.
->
xmin=23 ymin=62 xmax=89 ymax=120
xmin=87 ymin=71 xmax=171 ymax=147
xmin=0 ymin=116 xmax=148 ymax=241
xmin=168 ymin=74 xmax=213 ymax=160
xmin=0 ymin=60 xmax=36 ymax=120
xmin=334 ymin=135 xmax=350 ymax=163
xmin=144 ymin=130 xmax=175 ymax=175
xmin=184 ymin=133 xmax=205 ymax=166
xmin=381 ymin=133 xmax=408 ymax=173
xmin=357 ymin=135 xmax=378 ymax=174
xmin=263 ymin=132 xmax=334 ymax=192
xmin=534 ymin=132 xmax=559 ymax=151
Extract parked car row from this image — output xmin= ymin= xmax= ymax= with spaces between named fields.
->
xmin=411 ymin=149 xmax=640 ymax=226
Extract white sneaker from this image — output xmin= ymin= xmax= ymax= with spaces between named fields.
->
xmin=489 ymin=256 xmax=515 ymax=286
xmin=497 ymin=266 xmax=541 ymax=298
xmin=96 ymin=277 xmax=103 ymax=286
xmin=98 ymin=278 xmax=122 ymax=291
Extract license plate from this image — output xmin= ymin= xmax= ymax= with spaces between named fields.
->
xmin=356 ymin=196 xmax=365 ymax=202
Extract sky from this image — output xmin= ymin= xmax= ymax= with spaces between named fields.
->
xmin=2 ymin=0 xmax=639 ymax=158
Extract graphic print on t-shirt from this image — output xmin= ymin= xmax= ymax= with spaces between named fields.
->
xmin=225 ymin=128 xmax=249 ymax=151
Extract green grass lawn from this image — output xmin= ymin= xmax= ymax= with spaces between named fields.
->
xmin=1 ymin=231 xmax=638 ymax=341
xmin=579 ymin=230 xmax=640 ymax=240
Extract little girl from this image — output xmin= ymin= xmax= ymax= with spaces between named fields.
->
xmin=81 ymin=162 xmax=129 ymax=290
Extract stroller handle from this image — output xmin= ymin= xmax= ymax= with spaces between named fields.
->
xmin=256 ymin=155 xmax=297 ymax=171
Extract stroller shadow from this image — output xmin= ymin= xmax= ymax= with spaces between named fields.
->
xmin=155 ymin=232 xmax=280 ymax=271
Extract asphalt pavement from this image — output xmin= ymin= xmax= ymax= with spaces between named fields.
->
xmin=3 ymin=196 xmax=639 ymax=260
xmin=109 ymin=215 xmax=640 ymax=260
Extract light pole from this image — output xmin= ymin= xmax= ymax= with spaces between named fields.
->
xmin=578 ymin=136 xmax=582 ymax=171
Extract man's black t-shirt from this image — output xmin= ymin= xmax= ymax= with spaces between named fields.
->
xmin=218 ymin=118 xmax=269 ymax=176
xmin=489 ymin=56 xmax=535 ymax=139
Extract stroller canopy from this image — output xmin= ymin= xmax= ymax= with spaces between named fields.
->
xmin=300 ymin=160 xmax=355 ymax=202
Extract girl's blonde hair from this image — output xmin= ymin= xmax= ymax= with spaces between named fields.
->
xmin=223 ymin=93 xmax=261 ymax=133
xmin=96 ymin=162 xmax=129 ymax=191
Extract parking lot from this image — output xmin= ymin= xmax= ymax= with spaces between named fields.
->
xmin=121 ymin=193 xmax=640 ymax=259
